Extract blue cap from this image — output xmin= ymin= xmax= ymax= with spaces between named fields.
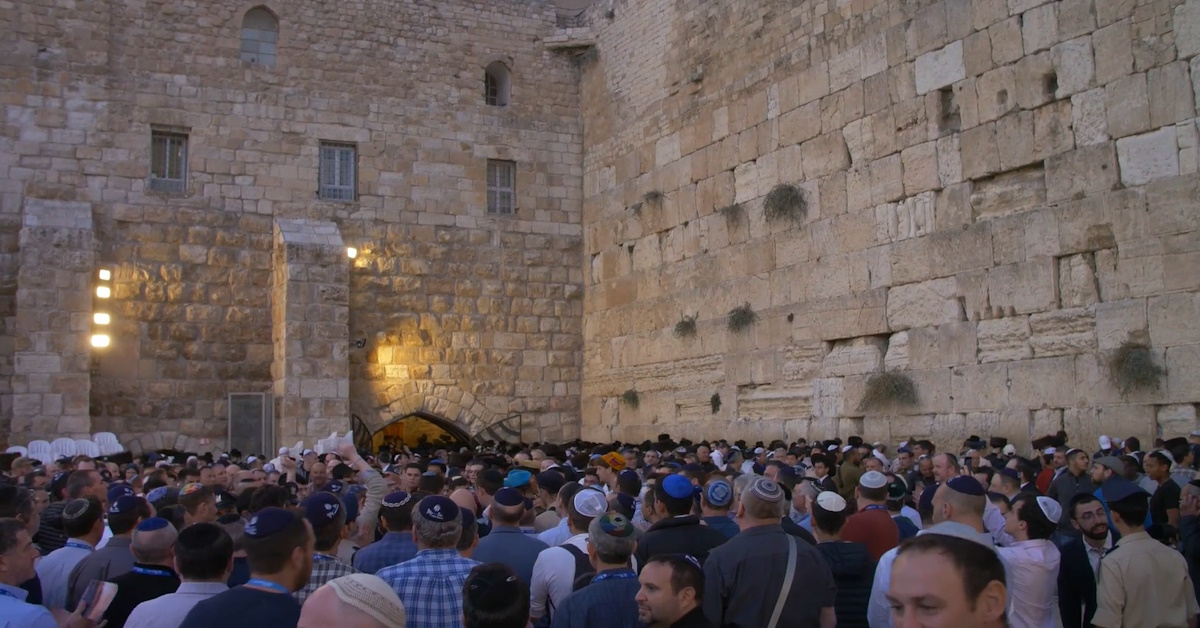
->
xmin=106 ymin=484 xmax=134 ymax=504
xmin=919 ymin=483 xmax=940 ymax=511
xmin=493 ymin=487 xmax=525 ymax=507
xmin=301 ymin=492 xmax=343 ymax=529
xmin=341 ymin=492 xmax=360 ymax=522
xmin=245 ymin=507 xmax=297 ymax=539
xmin=136 ymin=517 xmax=171 ymax=532
xmin=946 ymin=476 xmax=986 ymax=497
xmin=108 ymin=495 xmax=141 ymax=515
xmin=751 ymin=463 xmax=765 ymax=475
xmin=320 ymin=480 xmax=344 ymax=495
xmin=417 ymin=495 xmax=459 ymax=523
xmin=347 ymin=484 xmax=368 ymax=497
xmin=662 ymin=474 xmax=694 ymax=499
xmin=504 ymin=470 xmax=531 ymax=488
xmin=145 ymin=486 xmax=170 ymax=504
xmin=382 ymin=491 xmax=413 ymax=508
xmin=614 ymin=492 xmax=636 ymax=513
xmin=777 ymin=466 xmax=799 ymax=480
xmin=705 ymin=480 xmax=733 ymax=508
xmin=430 ymin=459 xmax=445 ymax=465
xmin=1101 ymin=477 xmax=1150 ymax=504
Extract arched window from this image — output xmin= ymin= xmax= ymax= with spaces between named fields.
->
xmin=241 ymin=7 xmax=278 ymax=67
xmin=484 ymin=62 xmax=511 ymax=107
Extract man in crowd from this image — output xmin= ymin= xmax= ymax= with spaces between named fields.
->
xmin=531 ymin=487 xmax=607 ymax=624
xmin=595 ymin=452 xmax=625 ymax=494
xmin=102 ymin=517 xmax=182 ymax=628
xmin=699 ymin=480 xmax=738 ymax=540
xmin=703 ymin=477 xmax=836 ymax=627
xmin=38 ymin=470 xmax=104 ymax=556
xmin=1092 ymin=479 xmax=1199 ymax=627
xmin=551 ymin=513 xmax=640 ymax=627
xmin=37 ymin=497 xmax=104 ymax=611
xmin=125 ymin=522 xmax=233 ymax=628
xmin=1058 ymin=494 xmax=1116 ymax=628
xmin=297 ymin=574 xmax=408 ymax=628
xmin=634 ymin=475 xmax=727 ymax=569
xmin=840 ymin=470 xmax=899 ymax=561
xmin=470 ymin=486 xmax=548 ymax=586
xmin=809 ymin=491 xmax=874 ymax=627
xmin=998 ymin=496 xmax=1062 ymax=628
xmin=352 ymin=491 xmax=418 ymax=575
xmin=637 ymin=555 xmax=713 ymax=628
xmin=1048 ymin=448 xmax=1095 ymax=539
xmin=886 ymin=534 xmax=1008 ymax=627
xmin=180 ymin=508 xmax=314 ymax=627
xmin=836 ymin=446 xmax=864 ymax=501
xmin=294 ymin=491 xmax=358 ymax=604
xmin=377 ymin=495 xmax=479 ymax=628
xmin=66 ymin=494 xmax=152 ymax=608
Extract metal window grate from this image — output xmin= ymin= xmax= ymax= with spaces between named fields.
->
xmin=485 ymin=72 xmax=500 ymax=106
xmin=319 ymin=142 xmax=357 ymax=201
xmin=149 ymin=131 xmax=188 ymax=193
xmin=487 ymin=160 xmax=515 ymax=214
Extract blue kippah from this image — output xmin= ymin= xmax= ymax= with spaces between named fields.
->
xmin=107 ymin=484 xmax=134 ymax=503
xmin=662 ymin=474 xmax=695 ymax=499
xmin=460 ymin=507 xmax=475 ymax=527
xmin=301 ymin=492 xmax=343 ymax=528
xmin=493 ymin=487 xmax=525 ymax=507
xmin=619 ymin=469 xmax=638 ymax=479
xmin=145 ymin=486 xmax=169 ymax=504
xmin=382 ymin=491 xmax=413 ymax=508
xmin=919 ymin=483 xmax=940 ymax=511
xmin=320 ymin=480 xmax=344 ymax=494
xmin=705 ymin=480 xmax=733 ymax=507
xmin=417 ymin=495 xmax=459 ymax=523
xmin=751 ymin=463 xmax=765 ymax=475
xmin=136 ymin=517 xmax=171 ymax=532
xmin=504 ymin=470 xmax=531 ymax=488
xmin=947 ymin=475 xmax=986 ymax=497
xmin=341 ymin=492 xmax=360 ymax=522
xmin=999 ymin=468 xmax=1020 ymax=480
xmin=245 ymin=507 xmax=295 ymax=538
xmin=777 ymin=466 xmax=799 ymax=480
xmin=615 ymin=492 xmax=636 ymax=513
xmin=109 ymin=495 xmax=141 ymax=515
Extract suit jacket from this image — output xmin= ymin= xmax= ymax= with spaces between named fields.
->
xmin=780 ymin=516 xmax=818 ymax=545
xmin=1057 ymin=531 xmax=1119 ymax=628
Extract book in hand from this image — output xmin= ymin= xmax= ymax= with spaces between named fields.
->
xmin=79 ymin=580 xmax=118 ymax=622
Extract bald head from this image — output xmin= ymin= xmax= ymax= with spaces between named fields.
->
xmin=298 ymin=574 xmax=406 ymax=628
xmin=132 ymin=522 xmax=179 ymax=564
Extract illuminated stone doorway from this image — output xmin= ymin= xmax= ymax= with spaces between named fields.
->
xmin=369 ymin=412 xmax=471 ymax=451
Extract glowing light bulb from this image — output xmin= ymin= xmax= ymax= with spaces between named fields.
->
xmin=96 ymin=286 xmax=111 ymax=299
xmin=98 ymin=269 xmax=112 ymax=281
xmin=346 ymin=247 xmax=358 ymax=259
xmin=90 ymin=334 xmax=111 ymax=348
xmin=94 ymin=312 xmax=111 ymax=325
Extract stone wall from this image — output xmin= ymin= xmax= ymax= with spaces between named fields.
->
xmin=579 ymin=0 xmax=1200 ymax=452
xmin=0 ymin=0 xmax=583 ymax=451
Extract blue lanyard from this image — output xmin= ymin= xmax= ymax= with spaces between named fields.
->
xmin=64 ymin=541 xmax=92 ymax=551
xmin=131 ymin=566 xmax=174 ymax=577
xmin=591 ymin=570 xmax=637 ymax=583
xmin=312 ymin=553 xmax=336 ymax=562
xmin=861 ymin=505 xmax=888 ymax=512
xmin=246 ymin=579 xmax=290 ymax=594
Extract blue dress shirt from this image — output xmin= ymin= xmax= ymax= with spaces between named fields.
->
xmin=0 ymin=581 xmax=57 ymax=628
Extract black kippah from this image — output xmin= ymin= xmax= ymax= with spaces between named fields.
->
xmin=466 ymin=568 xmax=522 ymax=612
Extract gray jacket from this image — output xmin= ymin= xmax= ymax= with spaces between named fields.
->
xmin=66 ymin=537 xmax=135 ymax=609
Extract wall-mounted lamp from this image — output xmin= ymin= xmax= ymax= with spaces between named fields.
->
xmin=95 ymin=286 xmax=111 ymax=299
xmin=98 ymin=269 xmax=112 ymax=281
xmin=90 ymin=334 xmax=111 ymax=348
xmin=93 ymin=312 xmax=111 ymax=325
xmin=346 ymin=247 xmax=358 ymax=259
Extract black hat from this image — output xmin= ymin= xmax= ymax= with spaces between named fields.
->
xmin=989 ymin=437 xmax=1008 ymax=449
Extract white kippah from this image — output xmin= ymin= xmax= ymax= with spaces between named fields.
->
xmin=326 ymin=574 xmax=407 ymax=628
xmin=815 ymin=491 xmax=847 ymax=513
xmin=1036 ymin=496 xmax=1063 ymax=524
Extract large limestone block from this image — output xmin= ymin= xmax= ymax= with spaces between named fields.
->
xmin=1072 ymin=88 xmax=1110 ymax=146
xmin=961 ymin=123 xmax=1001 ymax=179
xmin=1093 ymin=20 xmax=1134 ymax=86
xmin=812 ymin=378 xmax=846 ymax=419
xmin=1059 ymin=253 xmax=1100 ymax=307
xmin=1045 ymin=144 xmax=1119 ymax=202
xmin=977 ymin=316 xmax=1034 ymax=362
xmin=951 ymin=363 xmax=1010 ymax=411
xmin=1008 ymin=357 xmax=1077 ymax=408
xmin=1176 ymin=0 xmax=1200 ymax=59
xmin=1052 ymin=37 xmax=1095 ymax=99
xmin=1030 ymin=306 xmax=1097 ymax=357
xmin=988 ymin=259 xmax=1059 ymax=314
xmin=977 ymin=66 xmax=1019 ymax=123
xmin=902 ymin=142 xmax=941 ymax=195
xmin=916 ymin=41 xmax=967 ymax=95
xmin=1023 ymin=4 xmax=1059 ymax=54
xmin=1166 ymin=345 xmax=1200 ymax=403
xmin=801 ymin=133 xmax=851 ymax=179
xmin=1105 ymin=74 xmax=1151 ymax=139
xmin=885 ymin=331 xmax=910 ymax=370
xmin=1148 ymin=62 xmax=1196 ymax=128
xmin=887 ymin=278 xmax=964 ymax=331
xmin=1095 ymin=299 xmax=1148 ymax=351
xmin=1158 ymin=404 xmax=1199 ymax=438
xmin=908 ymin=321 xmax=979 ymax=368
xmin=822 ymin=336 xmax=888 ymax=376
xmin=1116 ymin=126 xmax=1180 ymax=186
xmin=990 ymin=17 xmax=1025 ymax=65
xmin=1149 ymin=292 xmax=1200 ymax=346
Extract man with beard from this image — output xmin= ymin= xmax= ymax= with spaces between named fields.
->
xmin=1057 ymin=494 xmax=1117 ymax=628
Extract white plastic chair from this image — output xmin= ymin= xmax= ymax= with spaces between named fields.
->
xmin=74 ymin=440 xmax=101 ymax=458
xmin=50 ymin=438 xmax=77 ymax=459
xmin=27 ymin=440 xmax=52 ymax=465
xmin=93 ymin=432 xmax=120 ymax=451
xmin=5 ymin=446 xmax=27 ymax=457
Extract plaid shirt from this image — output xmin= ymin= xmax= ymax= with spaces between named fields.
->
xmin=377 ymin=548 xmax=479 ymax=628
xmin=353 ymin=531 xmax=419 ymax=574
xmin=293 ymin=554 xmax=358 ymax=604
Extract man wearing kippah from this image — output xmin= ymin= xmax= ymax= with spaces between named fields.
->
xmin=997 ymin=496 xmax=1061 ymax=628
xmin=353 ymin=491 xmax=420 ymax=575
xmin=102 ymin=518 xmax=182 ymax=628
xmin=65 ymin=494 xmax=152 ymax=609
xmin=634 ymin=475 xmax=727 ymax=570
xmin=551 ymin=514 xmax=641 ymax=628
xmin=36 ymin=497 xmax=104 ymax=611
xmin=298 ymin=573 xmax=407 ymax=628
xmin=471 ymin=487 xmax=549 ymax=586
xmin=377 ymin=495 xmax=480 ymax=628
xmin=293 ymin=492 xmax=360 ymax=604
xmin=531 ymin=487 xmax=607 ymax=624
xmin=703 ymin=477 xmax=836 ymax=628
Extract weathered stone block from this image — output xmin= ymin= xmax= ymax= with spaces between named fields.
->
xmin=1157 ymin=404 xmax=1198 ymax=438
xmin=1052 ymin=37 xmax=1095 ymax=99
xmin=1023 ymin=4 xmax=1059 ymax=54
xmin=990 ymin=17 xmax=1025 ymax=65
xmin=1030 ymin=306 xmax=1096 ymax=357
xmin=997 ymin=111 xmax=1038 ymax=171
xmin=801 ymin=133 xmax=851 ymax=179
xmin=1105 ymin=74 xmax=1151 ymax=139
xmin=822 ymin=336 xmax=888 ymax=376
xmin=1177 ymin=0 xmax=1200 ymax=59
xmin=1095 ymin=299 xmax=1148 ymax=351
xmin=961 ymin=123 xmax=1001 ymax=179
xmin=1072 ymin=88 xmax=1109 ymax=146
xmin=1045 ymin=144 xmax=1119 ymax=202
xmin=1149 ymin=292 xmax=1200 ymax=346
xmin=1093 ymin=20 xmax=1134 ymax=86
xmin=1059 ymin=253 xmax=1100 ymax=307
xmin=951 ymin=363 xmax=1010 ymax=411
xmin=916 ymin=41 xmax=967 ymax=95
xmin=887 ymin=278 xmax=964 ymax=330
xmin=908 ymin=321 xmax=979 ymax=368
xmin=902 ymin=142 xmax=941 ymax=195
xmin=1166 ymin=345 xmax=1200 ymax=403
xmin=1116 ymin=127 xmax=1180 ymax=186
xmin=1148 ymin=62 xmax=1196 ymax=128
xmin=977 ymin=316 xmax=1033 ymax=362
xmin=1008 ymin=356 xmax=1077 ymax=407
xmin=988 ymin=259 xmax=1060 ymax=314
xmin=1014 ymin=52 xmax=1056 ymax=109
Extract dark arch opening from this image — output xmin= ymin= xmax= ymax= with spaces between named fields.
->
xmin=369 ymin=412 xmax=471 ymax=451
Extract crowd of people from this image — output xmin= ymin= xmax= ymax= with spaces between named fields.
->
xmin=3 ymin=429 xmax=1200 ymax=627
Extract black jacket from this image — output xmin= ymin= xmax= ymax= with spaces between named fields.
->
xmin=780 ymin=516 xmax=818 ymax=545
xmin=1180 ymin=515 xmax=1200 ymax=617
xmin=634 ymin=515 xmax=729 ymax=570
xmin=1057 ymin=532 xmax=1119 ymax=628
xmin=816 ymin=541 xmax=875 ymax=628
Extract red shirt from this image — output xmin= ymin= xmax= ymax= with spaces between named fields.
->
xmin=841 ymin=505 xmax=900 ymax=561
xmin=1036 ymin=468 xmax=1055 ymax=494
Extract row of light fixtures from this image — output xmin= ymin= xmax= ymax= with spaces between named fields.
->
xmin=92 ymin=269 xmax=112 ymax=348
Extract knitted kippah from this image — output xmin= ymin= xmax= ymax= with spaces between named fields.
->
xmin=62 ymin=498 xmax=91 ymax=521
xmin=145 ymin=486 xmax=169 ymax=504
xmin=326 ymin=574 xmax=407 ymax=628
xmin=748 ymin=477 xmax=784 ymax=503
xmin=595 ymin=513 xmax=636 ymax=538
xmin=662 ymin=475 xmax=694 ymax=499
xmin=109 ymin=495 xmax=141 ymax=515
xmin=107 ymin=484 xmax=134 ymax=503
xmin=465 ymin=568 xmax=523 ymax=612
xmin=381 ymin=491 xmax=412 ymax=508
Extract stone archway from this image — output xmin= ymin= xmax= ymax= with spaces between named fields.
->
xmin=358 ymin=380 xmax=499 ymax=441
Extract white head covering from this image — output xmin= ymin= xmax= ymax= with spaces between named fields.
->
xmin=325 ymin=574 xmax=406 ymax=627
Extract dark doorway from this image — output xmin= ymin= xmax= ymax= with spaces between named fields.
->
xmin=369 ymin=412 xmax=471 ymax=451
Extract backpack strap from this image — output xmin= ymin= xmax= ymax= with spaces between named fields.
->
xmin=767 ymin=533 xmax=798 ymax=628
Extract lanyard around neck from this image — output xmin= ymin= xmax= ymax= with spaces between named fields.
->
xmin=246 ymin=578 xmax=290 ymax=594
xmin=591 ymin=570 xmax=637 ymax=583
xmin=131 ymin=566 xmax=174 ymax=577
xmin=64 ymin=541 xmax=92 ymax=551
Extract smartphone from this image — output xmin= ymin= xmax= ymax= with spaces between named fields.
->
xmin=79 ymin=580 xmax=118 ymax=622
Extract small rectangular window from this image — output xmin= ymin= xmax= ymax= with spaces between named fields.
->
xmin=487 ymin=160 xmax=516 ymax=214
xmin=319 ymin=142 xmax=356 ymax=201
xmin=149 ymin=131 xmax=188 ymax=193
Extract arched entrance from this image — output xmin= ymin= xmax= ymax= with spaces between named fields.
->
xmin=369 ymin=412 xmax=471 ymax=451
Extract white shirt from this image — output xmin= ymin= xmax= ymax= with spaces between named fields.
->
xmin=899 ymin=505 xmax=922 ymax=530
xmin=537 ymin=517 xmax=571 ymax=546
xmin=97 ymin=525 xmax=113 ymax=549
xmin=998 ymin=539 xmax=1061 ymax=628
xmin=983 ymin=497 xmax=1016 ymax=546
xmin=711 ymin=450 xmax=726 ymax=472
xmin=35 ymin=539 xmax=94 ymax=610
xmin=530 ymin=532 xmax=587 ymax=620
xmin=1085 ymin=532 xmax=1114 ymax=578
xmin=124 ymin=582 xmax=229 ymax=628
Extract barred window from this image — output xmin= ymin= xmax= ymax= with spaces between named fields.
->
xmin=487 ymin=160 xmax=516 ymax=214
xmin=319 ymin=142 xmax=356 ymax=201
xmin=484 ymin=62 xmax=511 ymax=106
xmin=149 ymin=131 xmax=188 ymax=193
xmin=241 ymin=8 xmax=278 ymax=67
